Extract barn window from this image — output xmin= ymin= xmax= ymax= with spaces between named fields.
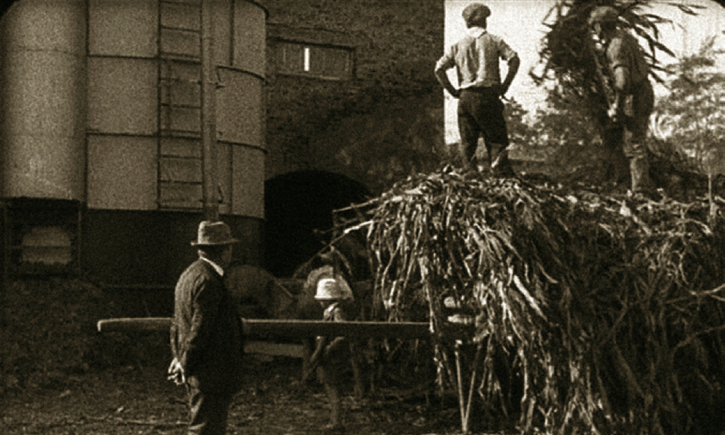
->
xmin=277 ymin=41 xmax=353 ymax=80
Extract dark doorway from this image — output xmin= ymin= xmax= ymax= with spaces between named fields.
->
xmin=1 ymin=1 xmax=20 ymax=20
xmin=264 ymin=170 xmax=370 ymax=277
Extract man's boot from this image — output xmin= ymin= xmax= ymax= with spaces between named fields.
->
xmin=629 ymin=155 xmax=654 ymax=194
xmin=489 ymin=143 xmax=516 ymax=178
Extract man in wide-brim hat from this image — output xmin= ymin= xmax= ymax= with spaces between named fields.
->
xmin=169 ymin=221 xmax=245 ymax=435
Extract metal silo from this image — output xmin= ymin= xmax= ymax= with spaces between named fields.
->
xmin=83 ymin=0 xmax=267 ymax=284
xmin=85 ymin=0 xmax=266 ymax=217
xmin=0 ymin=0 xmax=87 ymax=200
xmin=1 ymin=0 xmax=267 ymax=284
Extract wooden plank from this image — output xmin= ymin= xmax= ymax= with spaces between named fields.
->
xmin=245 ymin=341 xmax=303 ymax=358
xmin=96 ymin=317 xmax=433 ymax=339
xmin=97 ymin=317 xmax=170 ymax=332
xmin=245 ymin=319 xmax=432 ymax=339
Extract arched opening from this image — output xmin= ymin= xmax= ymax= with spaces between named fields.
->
xmin=264 ymin=170 xmax=370 ymax=277
xmin=0 ymin=1 xmax=20 ymax=19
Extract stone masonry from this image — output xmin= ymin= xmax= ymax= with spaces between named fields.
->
xmin=265 ymin=0 xmax=445 ymax=194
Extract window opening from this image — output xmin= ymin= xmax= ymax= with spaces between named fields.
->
xmin=277 ymin=41 xmax=353 ymax=80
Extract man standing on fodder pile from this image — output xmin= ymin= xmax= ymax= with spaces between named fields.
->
xmin=589 ymin=6 xmax=656 ymax=194
xmin=434 ymin=3 xmax=520 ymax=177
xmin=168 ymin=221 xmax=245 ymax=435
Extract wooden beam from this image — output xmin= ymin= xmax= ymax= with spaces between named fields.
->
xmin=96 ymin=317 xmax=434 ymax=340
xmin=97 ymin=317 xmax=170 ymax=333
xmin=244 ymin=319 xmax=432 ymax=339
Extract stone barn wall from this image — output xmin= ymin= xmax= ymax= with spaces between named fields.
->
xmin=260 ymin=0 xmax=446 ymax=276
xmin=264 ymin=0 xmax=446 ymax=194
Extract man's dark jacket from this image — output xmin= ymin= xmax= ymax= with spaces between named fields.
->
xmin=171 ymin=259 xmax=245 ymax=394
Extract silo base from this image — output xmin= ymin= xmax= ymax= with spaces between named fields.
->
xmin=1 ymin=198 xmax=81 ymax=277
xmin=82 ymin=209 xmax=263 ymax=288
xmin=0 ymin=202 xmax=262 ymax=289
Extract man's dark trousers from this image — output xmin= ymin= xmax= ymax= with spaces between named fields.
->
xmin=457 ymin=87 xmax=514 ymax=176
xmin=187 ymin=385 xmax=234 ymax=435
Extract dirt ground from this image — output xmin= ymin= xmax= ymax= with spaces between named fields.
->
xmin=2 ymin=352 xmax=509 ymax=435
xmin=1 ymin=279 xmax=514 ymax=435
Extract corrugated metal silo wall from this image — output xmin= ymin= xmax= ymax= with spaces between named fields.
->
xmin=0 ymin=0 xmax=266 ymax=286
xmin=82 ymin=0 xmax=267 ymax=287
xmin=1 ymin=0 xmax=87 ymax=200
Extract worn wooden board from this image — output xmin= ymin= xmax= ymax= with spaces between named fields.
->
xmin=96 ymin=317 xmax=435 ymax=339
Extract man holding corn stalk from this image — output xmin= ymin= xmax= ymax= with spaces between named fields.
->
xmin=434 ymin=3 xmax=520 ymax=176
xmin=589 ymin=6 xmax=656 ymax=194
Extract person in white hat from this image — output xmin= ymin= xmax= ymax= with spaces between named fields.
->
xmin=308 ymin=277 xmax=354 ymax=431
xmin=168 ymin=221 xmax=243 ymax=435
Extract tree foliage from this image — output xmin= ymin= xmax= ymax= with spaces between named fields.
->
xmin=527 ymin=0 xmax=725 ymax=190
xmin=651 ymin=36 xmax=725 ymax=178
xmin=512 ymin=92 xmax=606 ymax=183
xmin=532 ymin=0 xmax=698 ymax=120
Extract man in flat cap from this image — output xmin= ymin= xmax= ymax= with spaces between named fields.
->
xmin=169 ymin=221 xmax=245 ymax=435
xmin=435 ymin=3 xmax=520 ymax=176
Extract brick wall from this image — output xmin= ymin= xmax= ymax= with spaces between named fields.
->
xmin=265 ymin=0 xmax=446 ymax=194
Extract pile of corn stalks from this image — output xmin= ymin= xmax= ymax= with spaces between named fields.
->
xmin=337 ymin=166 xmax=725 ymax=434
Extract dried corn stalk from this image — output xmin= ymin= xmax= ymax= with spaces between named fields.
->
xmin=337 ymin=166 xmax=725 ymax=434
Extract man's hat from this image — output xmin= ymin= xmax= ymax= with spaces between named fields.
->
xmin=462 ymin=3 xmax=491 ymax=27
xmin=314 ymin=278 xmax=354 ymax=301
xmin=191 ymin=221 xmax=239 ymax=246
